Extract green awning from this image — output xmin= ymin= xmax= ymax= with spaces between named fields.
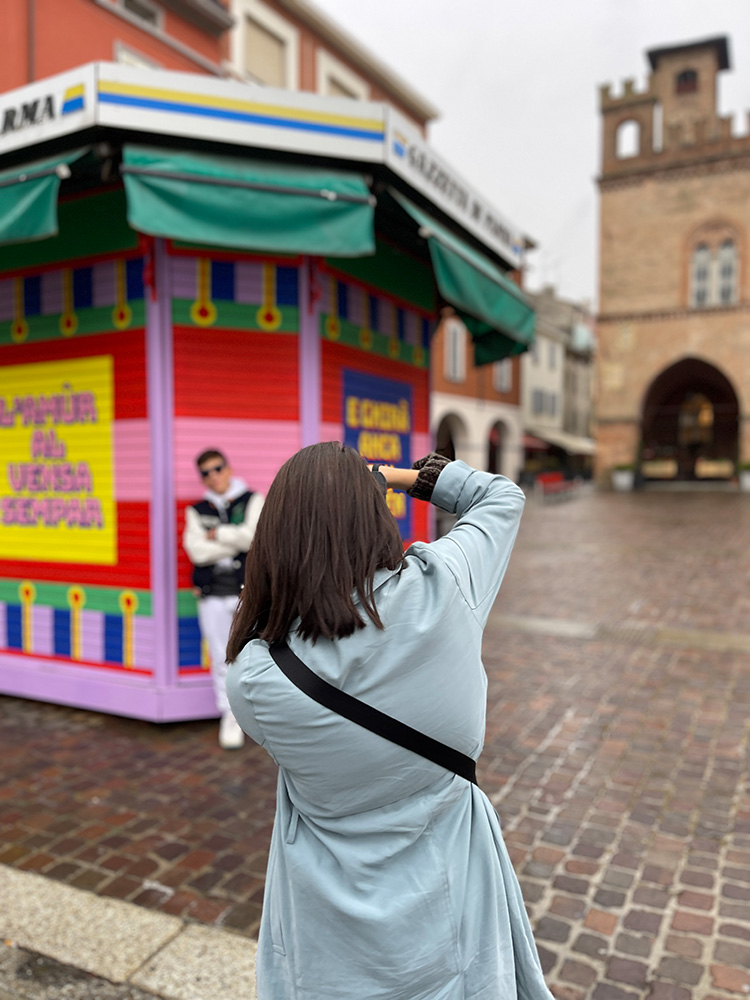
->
xmin=121 ymin=145 xmax=376 ymax=257
xmin=0 ymin=148 xmax=89 ymax=246
xmin=391 ymin=190 xmax=535 ymax=364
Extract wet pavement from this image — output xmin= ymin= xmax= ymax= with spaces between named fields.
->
xmin=2 ymin=488 xmax=750 ymax=999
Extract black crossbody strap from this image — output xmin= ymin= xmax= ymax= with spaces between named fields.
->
xmin=269 ymin=641 xmax=477 ymax=784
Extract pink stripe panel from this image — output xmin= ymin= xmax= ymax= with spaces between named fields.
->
xmin=41 ymin=271 xmax=64 ymax=315
xmin=412 ymin=433 xmax=432 ymax=461
xmin=31 ymin=605 xmax=54 ymax=657
xmin=0 ymin=280 xmax=13 ymax=321
xmin=174 ymin=418 xmax=301 ymax=498
xmin=320 ymin=421 xmax=342 ymax=445
xmin=113 ymin=420 xmax=152 ymax=501
xmin=80 ymin=609 xmax=104 ymax=663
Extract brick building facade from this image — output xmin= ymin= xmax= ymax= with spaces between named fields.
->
xmin=595 ymin=36 xmax=750 ymax=483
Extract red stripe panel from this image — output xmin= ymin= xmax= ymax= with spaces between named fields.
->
xmin=0 ymin=501 xmax=150 ymax=588
xmin=321 ymin=343 xmax=429 ymax=431
xmin=173 ymin=327 xmax=299 ymax=420
xmin=410 ymin=499 xmax=429 ymax=545
xmin=0 ymin=331 xmax=148 ymax=420
xmin=176 ymin=500 xmax=197 ymax=591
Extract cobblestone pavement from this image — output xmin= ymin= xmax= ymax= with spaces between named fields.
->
xmin=1 ymin=490 xmax=750 ymax=999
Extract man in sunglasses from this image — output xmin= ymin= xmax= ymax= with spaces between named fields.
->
xmin=183 ymin=449 xmax=264 ymax=748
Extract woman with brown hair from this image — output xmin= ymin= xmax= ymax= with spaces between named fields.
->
xmin=226 ymin=443 xmax=553 ymax=1000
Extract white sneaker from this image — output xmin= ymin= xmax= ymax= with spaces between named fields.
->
xmin=219 ymin=712 xmax=245 ymax=749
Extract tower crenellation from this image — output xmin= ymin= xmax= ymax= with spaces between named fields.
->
xmin=599 ymin=36 xmax=750 ymax=178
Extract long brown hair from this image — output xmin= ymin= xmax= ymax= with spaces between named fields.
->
xmin=226 ymin=442 xmax=406 ymax=660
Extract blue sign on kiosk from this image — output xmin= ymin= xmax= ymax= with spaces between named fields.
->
xmin=343 ymin=369 xmax=412 ymax=540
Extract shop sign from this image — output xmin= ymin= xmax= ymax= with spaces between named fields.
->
xmin=343 ymin=369 xmax=412 ymax=539
xmin=385 ymin=107 xmax=524 ymax=269
xmin=0 ymin=356 xmax=116 ymax=564
xmin=0 ymin=66 xmax=95 ymax=156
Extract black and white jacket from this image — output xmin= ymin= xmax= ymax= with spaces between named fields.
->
xmin=182 ymin=477 xmax=264 ymax=597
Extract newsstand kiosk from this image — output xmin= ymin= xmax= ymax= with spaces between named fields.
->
xmin=0 ymin=63 xmax=534 ymax=720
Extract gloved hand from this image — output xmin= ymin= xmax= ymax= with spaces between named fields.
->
xmin=406 ymin=453 xmax=452 ymax=501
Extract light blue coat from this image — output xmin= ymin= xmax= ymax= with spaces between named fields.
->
xmin=227 ymin=462 xmax=554 ymax=1000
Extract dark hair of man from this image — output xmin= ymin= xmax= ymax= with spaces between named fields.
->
xmin=226 ymin=442 xmax=406 ymax=660
xmin=196 ymin=448 xmax=227 ymax=468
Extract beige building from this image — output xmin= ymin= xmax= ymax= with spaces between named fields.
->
xmin=595 ymin=36 xmax=750 ymax=483
xmin=522 ymin=287 xmax=596 ymax=477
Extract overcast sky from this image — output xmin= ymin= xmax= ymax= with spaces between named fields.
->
xmin=313 ymin=0 xmax=750 ymax=308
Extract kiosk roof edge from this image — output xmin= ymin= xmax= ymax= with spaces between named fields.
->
xmin=0 ymin=62 xmax=527 ymax=269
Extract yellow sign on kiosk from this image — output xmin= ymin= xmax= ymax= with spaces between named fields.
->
xmin=0 ymin=356 xmax=116 ymax=564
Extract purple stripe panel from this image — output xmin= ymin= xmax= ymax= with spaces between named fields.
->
xmin=0 ymin=279 xmax=13 ymax=322
xmin=348 ymin=284 xmax=365 ymax=327
xmin=170 ymin=257 xmax=197 ymax=300
xmin=93 ymin=260 xmax=117 ymax=307
xmin=41 ymin=271 xmax=64 ymax=316
xmin=148 ymin=239 xmax=178 ymax=692
xmin=234 ymin=261 xmax=263 ymax=304
xmin=31 ymin=604 xmax=54 ymax=657
xmin=80 ymin=609 xmax=104 ymax=663
xmin=405 ymin=311 xmax=420 ymax=346
xmin=133 ymin=616 xmax=155 ymax=670
xmin=298 ymin=259 xmax=320 ymax=448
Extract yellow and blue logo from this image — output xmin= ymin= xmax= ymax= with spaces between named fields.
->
xmin=392 ymin=131 xmax=408 ymax=158
xmin=61 ymin=84 xmax=85 ymax=116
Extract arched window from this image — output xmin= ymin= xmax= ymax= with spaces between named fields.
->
xmin=616 ymin=119 xmax=640 ymax=159
xmin=676 ymin=69 xmax=698 ymax=94
xmin=690 ymin=244 xmax=711 ymax=308
xmin=717 ymin=241 xmax=737 ymax=305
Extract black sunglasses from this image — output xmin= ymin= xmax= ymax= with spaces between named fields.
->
xmin=200 ymin=463 xmax=225 ymax=477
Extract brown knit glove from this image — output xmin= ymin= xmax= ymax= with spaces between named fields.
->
xmin=406 ymin=453 xmax=452 ymax=501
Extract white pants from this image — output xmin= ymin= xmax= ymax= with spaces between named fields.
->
xmin=197 ymin=594 xmax=239 ymax=714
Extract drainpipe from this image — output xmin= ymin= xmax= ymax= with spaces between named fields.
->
xmin=27 ymin=0 xmax=35 ymax=82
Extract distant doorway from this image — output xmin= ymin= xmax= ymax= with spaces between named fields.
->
xmin=435 ymin=413 xmax=466 ymax=462
xmin=641 ymin=358 xmax=738 ymax=480
xmin=487 ymin=421 xmax=506 ymax=475
xmin=433 ymin=413 xmax=466 ymax=536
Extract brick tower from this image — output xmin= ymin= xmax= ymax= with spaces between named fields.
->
xmin=595 ymin=36 xmax=750 ymax=483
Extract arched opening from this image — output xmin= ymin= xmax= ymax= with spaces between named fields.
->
xmin=435 ymin=412 xmax=466 ymax=462
xmin=616 ymin=119 xmax=641 ymax=159
xmin=434 ymin=413 xmax=467 ymax=536
xmin=487 ymin=421 xmax=507 ymax=475
xmin=641 ymin=358 xmax=739 ymax=480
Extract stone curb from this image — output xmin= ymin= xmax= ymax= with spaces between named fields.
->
xmin=0 ymin=866 xmax=257 ymax=1000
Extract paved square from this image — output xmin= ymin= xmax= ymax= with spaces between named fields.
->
xmin=1 ymin=489 xmax=749 ymax=998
